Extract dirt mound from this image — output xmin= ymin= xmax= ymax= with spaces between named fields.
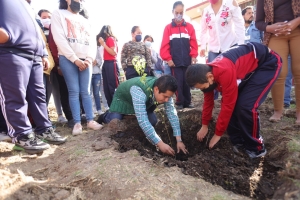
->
xmin=112 ymin=108 xmax=288 ymax=200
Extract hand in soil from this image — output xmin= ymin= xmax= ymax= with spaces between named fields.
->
xmin=197 ymin=125 xmax=208 ymax=141
xmin=177 ymin=142 xmax=189 ymax=154
xmin=209 ymin=134 xmax=221 ymax=149
xmin=157 ymin=141 xmax=175 ymax=156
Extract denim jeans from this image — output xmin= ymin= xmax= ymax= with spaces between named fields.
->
xmin=163 ymin=62 xmax=171 ymax=75
xmin=90 ymin=74 xmax=101 ymax=111
xmin=103 ymin=111 xmax=157 ymax=126
xmin=284 ymin=55 xmax=292 ymax=105
xmin=59 ymin=56 xmax=93 ymax=123
xmin=208 ymin=51 xmax=221 ymax=100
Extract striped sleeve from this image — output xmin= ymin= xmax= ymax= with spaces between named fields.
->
xmin=130 ymin=86 xmax=161 ymax=145
xmin=164 ymin=97 xmax=181 ymax=137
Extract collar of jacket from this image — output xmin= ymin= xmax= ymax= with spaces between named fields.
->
xmin=171 ymin=19 xmax=187 ymax=27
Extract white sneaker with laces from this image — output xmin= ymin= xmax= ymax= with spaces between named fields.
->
xmin=87 ymin=121 xmax=103 ymax=130
xmin=57 ymin=115 xmax=68 ymax=123
xmin=72 ymin=123 xmax=83 ymax=136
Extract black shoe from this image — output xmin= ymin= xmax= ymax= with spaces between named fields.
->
xmin=36 ymin=127 xmax=67 ymax=145
xmin=81 ymin=114 xmax=87 ymax=123
xmin=245 ymin=148 xmax=267 ymax=158
xmin=290 ymin=100 xmax=296 ymax=105
xmin=284 ymin=103 xmax=290 ymax=109
xmin=175 ymin=104 xmax=183 ymax=109
xmin=97 ymin=110 xmax=108 ymax=124
xmin=67 ymin=119 xmax=75 ymax=128
xmin=184 ymin=104 xmax=195 ymax=108
xmin=15 ymin=133 xmax=50 ymax=154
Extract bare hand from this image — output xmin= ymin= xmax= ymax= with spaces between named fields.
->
xmin=93 ymin=60 xmax=97 ymax=66
xmin=157 ymin=141 xmax=175 ymax=156
xmin=285 ymin=18 xmax=300 ymax=33
xmin=98 ymin=37 xmax=105 ymax=46
xmin=209 ymin=134 xmax=221 ymax=149
xmin=197 ymin=125 xmax=208 ymax=141
xmin=167 ymin=60 xmax=175 ymax=67
xmin=191 ymin=57 xmax=197 ymax=64
xmin=84 ymin=60 xmax=91 ymax=69
xmin=266 ymin=22 xmax=289 ymax=36
xmin=200 ymin=49 xmax=206 ymax=57
xmin=177 ymin=142 xmax=188 ymax=154
xmin=42 ymin=57 xmax=49 ymax=71
xmin=74 ymin=59 xmax=86 ymax=71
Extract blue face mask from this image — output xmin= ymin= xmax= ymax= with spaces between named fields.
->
xmin=135 ymin=34 xmax=142 ymax=42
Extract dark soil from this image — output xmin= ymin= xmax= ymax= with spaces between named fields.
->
xmin=112 ymin=106 xmax=289 ymax=200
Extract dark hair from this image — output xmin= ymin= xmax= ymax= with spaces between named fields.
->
xmin=79 ymin=7 xmax=89 ymax=19
xmin=38 ymin=9 xmax=51 ymax=17
xmin=59 ymin=0 xmax=68 ymax=9
xmin=143 ymin=35 xmax=154 ymax=42
xmin=185 ymin=64 xmax=212 ymax=87
xmin=131 ymin=26 xmax=139 ymax=34
xmin=242 ymin=6 xmax=253 ymax=15
xmin=173 ymin=1 xmax=184 ymax=10
xmin=96 ymin=25 xmax=117 ymax=46
xmin=154 ymin=75 xmax=178 ymax=93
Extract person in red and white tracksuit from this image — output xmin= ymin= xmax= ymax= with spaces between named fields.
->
xmin=185 ymin=42 xmax=282 ymax=158
xmin=160 ymin=1 xmax=198 ymax=109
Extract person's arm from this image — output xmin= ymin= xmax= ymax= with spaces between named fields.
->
xmin=0 ymin=28 xmax=10 ymax=44
xmin=231 ymin=0 xmax=245 ymax=45
xmin=121 ymin=43 xmax=128 ymax=69
xmin=255 ymin=0 xmax=268 ymax=32
xmin=202 ymin=91 xmax=214 ymax=126
xmin=144 ymin=45 xmax=152 ymax=67
xmin=100 ymin=37 xmax=117 ymax=56
xmin=151 ymin=49 xmax=158 ymax=64
xmin=160 ymin=25 xmax=172 ymax=62
xmin=51 ymin=10 xmax=79 ymax=63
xmin=189 ymin=24 xmax=199 ymax=58
xmin=200 ymin=9 xmax=208 ymax=56
xmin=95 ymin=48 xmax=103 ymax=67
xmin=260 ymin=31 xmax=264 ymax=43
xmin=164 ymin=97 xmax=181 ymax=138
xmin=130 ymin=86 xmax=162 ymax=145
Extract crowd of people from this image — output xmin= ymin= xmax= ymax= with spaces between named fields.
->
xmin=0 ymin=0 xmax=299 ymax=159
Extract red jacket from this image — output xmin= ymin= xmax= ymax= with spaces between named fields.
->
xmin=202 ymin=43 xmax=278 ymax=136
xmin=160 ymin=20 xmax=198 ymax=67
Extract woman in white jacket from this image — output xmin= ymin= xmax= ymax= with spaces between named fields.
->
xmin=51 ymin=0 xmax=102 ymax=135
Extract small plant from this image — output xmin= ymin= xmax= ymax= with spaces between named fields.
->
xmin=132 ymin=56 xmax=147 ymax=83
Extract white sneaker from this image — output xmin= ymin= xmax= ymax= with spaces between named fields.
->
xmin=87 ymin=121 xmax=103 ymax=130
xmin=97 ymin=110 xmax=104 ymax=115
xmin=72 ymin=123 xmax=83 ymax=136
xmin=57 ymin=115 xmax=68 ymax=123
xmin=0 ymin=132 xmax=11 ymax=142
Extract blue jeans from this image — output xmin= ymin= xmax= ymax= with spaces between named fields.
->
xmin=59 ymin=56 xmax=93 ymax=123
xmin=103 ymin=111 xmax=157 ymax=126
xmin=284 ymin=55 xmax=292 ymax=105
xmin=90 ymin=74 xmax=101 ymax=111
xmin=163 ymin=62 xmax=171 ymax=75
xmin=208 ymin=51 xmax=221 ymax=100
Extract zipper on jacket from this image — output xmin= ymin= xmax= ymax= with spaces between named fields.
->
xmin=178 ymin=26 xmax=184 ymax=66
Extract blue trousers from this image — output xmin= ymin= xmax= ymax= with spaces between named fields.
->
xmin=0 ymin=52 xmax=52 ymax=138
xmin=91 ymin=74 xmax=102 ymax=111
xmin=102 ymin=60 xmax=119 ymax=107
xmin=103 ymin=111 xmax=157 ymax=126
xmin=171 ymin=67 xmax=191 ymax=106
xmin=227 ymin=51 xmax=282 ymax=152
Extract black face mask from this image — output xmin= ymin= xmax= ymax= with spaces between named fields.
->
xmin=70 ymin=0 xmax=82 ymax=13
xmin=201 ymin=82 xmax=218 ymax=93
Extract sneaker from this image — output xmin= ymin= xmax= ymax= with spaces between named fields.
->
xmin=87 ymin=120 xmax=103 ymax=130
xmin=284 ymin=103 xmax=290 ymax=109
xmin=36 ymin=127 xmax=67 ymax=145
xmin=232 ymin=144 xmax=244 ymax=153
xmin=175 ymin=104 xmax=183 ymax=109
xmin=97 ymin=110 xmax=104 ymax=115
xmin=15 ymin=133 xmax=50 ymax=154
xmin=72 ymin=123 xmax=82 ymax=136
xmin=67 ymin=119 xmax=75 ymax=128
xmin=246 ymin=148 xmax=267 ymax=158
xmin=57 ymin=115 xmax=68 ymax=123
xmin=97 ymin=110 xmax=108 ymax=124
xmin=0 ymin=132 xmax=11 ymax=142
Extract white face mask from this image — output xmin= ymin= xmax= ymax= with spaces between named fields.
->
xmin=41 ymin=18 xmax=51 ymax=29
xmin=145 ymin=41 xmax=152 ymax=48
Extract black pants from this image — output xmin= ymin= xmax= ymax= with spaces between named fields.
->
xmin=171 ymin=67 xmax=191 ymax=106
xmin=102 ymin=60 xmax=119 ymax=107
xmin=125 ymin=66 xmax=153 ymax=80
xmin=227 ymin=51 xmax=282 ymax=152
xmin=53 ymin=72 xmax=73 ymax=121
